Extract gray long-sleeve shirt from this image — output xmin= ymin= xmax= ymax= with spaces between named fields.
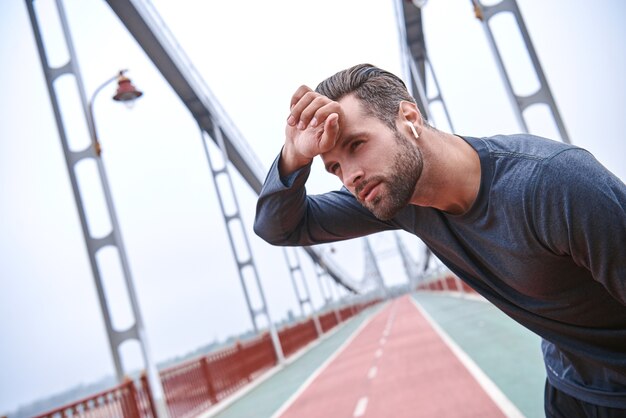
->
xmin=254 ymin=134 xmax=626 ymax=407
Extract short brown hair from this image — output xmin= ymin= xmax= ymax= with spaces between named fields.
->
xmin=315 ymin=63 xmax=416 ymax=131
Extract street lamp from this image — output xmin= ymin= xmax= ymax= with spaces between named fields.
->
xmin=86 ymin=71 xmax=169 ymax=417
xmin=89 ymin=69 xmax=142 ymax=156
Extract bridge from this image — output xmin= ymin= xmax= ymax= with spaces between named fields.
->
xmin=3 ymin=0 xmax=618 ymax=417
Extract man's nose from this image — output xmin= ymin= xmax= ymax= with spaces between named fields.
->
xmin=345 ymin=164 xmax=364 ymax=189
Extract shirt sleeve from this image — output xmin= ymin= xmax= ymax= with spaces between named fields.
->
xmin=531 ymin=148 xmax=626 ymax=305
xmin=253 ymin=152 xmax=397 ymax=246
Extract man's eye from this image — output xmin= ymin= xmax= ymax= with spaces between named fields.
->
xmin=351 ymin=140 xmax=363 ymax=151
xmin=331 ymin=163 xmax=340 ymax=174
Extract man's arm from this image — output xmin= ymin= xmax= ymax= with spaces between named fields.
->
xmin=254 ymin=152 xmax=396 ymax=246
xmin=532 ymin=148 xmax=626 ymax=304
xmin=254 ymin=86 xmax=396 ymax=245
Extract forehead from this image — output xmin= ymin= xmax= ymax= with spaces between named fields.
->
xmin=339 ymin=94 xmax=369 ymax=127
xmin=320 ymin=95 xmax=388 ymax=164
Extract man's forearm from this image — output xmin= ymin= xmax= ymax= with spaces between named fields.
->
xmin=278 ymin=141 xmax=313 ymax=178
xmin=254 ymin=153 xmax=312 ymax=246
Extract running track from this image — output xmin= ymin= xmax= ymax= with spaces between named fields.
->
xmin=276 ymin=296 xmax=514 ymax=418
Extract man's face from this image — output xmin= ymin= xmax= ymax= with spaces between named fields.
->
xmin=321 ymin=95 xmax=423 ymax=220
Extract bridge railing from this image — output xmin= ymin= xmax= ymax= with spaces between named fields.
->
xmin=278 ymin=318 xmax=319 ymax=358
xmin=33 ymin=299 xmax=381 ymax=418
xmin=32 ymin=375 xmax=156 ymax=418
xmin=416 ymin=272 xmax=477 ymax=295
xmin=160 ymin=331 xmax=276 ymax=418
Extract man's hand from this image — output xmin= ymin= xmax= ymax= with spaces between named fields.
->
xmin=279 ymin=85 xmax=343 ymax=176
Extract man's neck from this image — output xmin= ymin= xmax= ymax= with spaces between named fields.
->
xmin=409 ymin=130 xmax=481 ymax=215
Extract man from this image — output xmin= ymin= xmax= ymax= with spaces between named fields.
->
xmin=254 ymin=63 xmax=626 ymax=416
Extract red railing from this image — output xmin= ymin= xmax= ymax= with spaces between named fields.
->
xmin=355 ymin=299 xmax=380 ymax=313
xmin=32 ymin=375 xmax=155 ymax=418
xmin=35 ymin=300 xmax=381 ymax=418
xmin=416 ymin=274 xmax=477 ymax=295
xmin=318 ymin=311 xmax=340 ymax=333
xmin=339 ymin=305 xmax=356 ymax=321
xmin=160 ymin=331 xmax=277 ymax=417
xmin=278 ymin=318 xmax=318 ymax=357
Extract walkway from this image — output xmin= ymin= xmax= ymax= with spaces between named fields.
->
xmin=206 ymin=292 xmax=546 ymax=418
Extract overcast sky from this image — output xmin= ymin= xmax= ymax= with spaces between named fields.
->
xmin=1 ymin=0 xmax=624 ymax=413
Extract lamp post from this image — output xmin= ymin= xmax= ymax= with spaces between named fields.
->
xmin=27 ymin=1 xmax=167 ymax=414
xmin=86 ymin=70 xmax=169 ymax=417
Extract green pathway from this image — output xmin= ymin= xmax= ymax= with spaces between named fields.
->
xmin=412 ymin=292 xmax=546 ymax=418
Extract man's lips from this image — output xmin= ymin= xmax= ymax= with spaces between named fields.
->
xmin=357 ymin=181 xmax=382 ymax=202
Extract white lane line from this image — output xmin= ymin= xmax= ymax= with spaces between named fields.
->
xmin=270 ymin=310 xmax=381 ymax=418
xmin=353 ymin=397 xmax=369 ymax=417
xmin=375 ymin=348 xmax=383 ymax=358
xmin=382 ymin=308 xmax=395 ymax=337
xmin=409 ymin=297 xmax=525 ymax=418
xmin=367 ymin=366 xmax=378 ymax=379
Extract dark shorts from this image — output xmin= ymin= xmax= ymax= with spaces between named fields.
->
xmin=545 ymin=379 xmax=626 ymax=418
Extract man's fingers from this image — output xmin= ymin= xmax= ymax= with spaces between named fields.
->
xmin=311 ymin=101 xmax=342 ymax=128
xmin=290 ymin=92 xmax=328 ymax=129
xmin=299 ymin=96 xmax=334 ymax=129
xmin=286 ymin=87 xmax=342 ymax=158
xmin=288 ymin=86 xmax=314 ymax=126
xmin=318 ymin=113 xmax=340 ymax=153
xmin=287 ymin=87 xmax=341 ymax=131
xmin=289 ymin=85 xmax=313 ymax=109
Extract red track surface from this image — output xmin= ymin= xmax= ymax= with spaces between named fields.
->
xmin=278 ymin=296 xmax=506 ymax=418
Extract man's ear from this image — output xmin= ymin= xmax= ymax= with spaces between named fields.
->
xmin=398 ymin=100 xmax=423 ymax=127
xmin=397 ymin=101 xmax=423 ymax=141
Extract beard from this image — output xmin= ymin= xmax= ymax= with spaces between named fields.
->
xmin=355 ymin=131 xmax=423 ymax=220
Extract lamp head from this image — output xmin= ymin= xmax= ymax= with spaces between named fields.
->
xmin=113 ymin=74 xmax=143 ymax=103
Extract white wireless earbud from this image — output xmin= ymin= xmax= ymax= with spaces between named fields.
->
xmin=407 ymin=123 xmax=419 ymax=139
